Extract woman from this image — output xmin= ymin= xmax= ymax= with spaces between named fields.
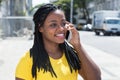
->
xmin=15 ymin=3 xmax=101 ymax=80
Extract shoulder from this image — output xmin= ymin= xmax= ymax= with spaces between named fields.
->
xmin=16 ymin=51 xmax=32 ymax=68
xmin=15 ymin=51 xmax=33 ymax=79
xmin=20 ymin=51 xmax=32 ymax=60
xmin=22 ymin=51 xmax=32 ymax=63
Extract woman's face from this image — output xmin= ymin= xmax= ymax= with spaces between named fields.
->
xmin=39 ymin=10 xmax=67 ymax=44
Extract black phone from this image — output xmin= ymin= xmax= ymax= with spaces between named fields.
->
xmin=66 ymin=30 xmax=72 ymax=42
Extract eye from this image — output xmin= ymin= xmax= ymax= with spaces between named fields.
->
xmin=50 ymin=23 xmax=58 ymax=28
xmin=61 ymin=22 xmax=66 ymax=27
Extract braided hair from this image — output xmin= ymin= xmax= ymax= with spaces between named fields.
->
xmin=30 ymin=3 xmax=81 ymax=79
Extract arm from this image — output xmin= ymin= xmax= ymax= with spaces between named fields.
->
xmin=68 ymin=24 xmax=101 ymax=80
xmin=74 ymin=43 xmax=101 ymax=80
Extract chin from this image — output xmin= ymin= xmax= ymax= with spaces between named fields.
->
xmin=57 ymin=40 xmax=65 ymax=44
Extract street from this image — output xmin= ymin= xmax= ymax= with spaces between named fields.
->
xmin=0 ymin=32 xmax=120 ymax=80
xmin=79 ymin=31 xmax=120 ymax=57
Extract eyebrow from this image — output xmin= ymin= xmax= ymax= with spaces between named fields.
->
xmin=48 ymin=19 xmax=66 ymax=23
xmin=48 ymin=20 xmax=57 ymax=23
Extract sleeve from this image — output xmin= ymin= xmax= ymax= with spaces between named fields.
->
xmin=15 ymin=52 xmax=33 ymax=80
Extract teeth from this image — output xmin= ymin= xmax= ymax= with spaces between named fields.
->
xmin=56 ymin=34 xmax=64 ymax=36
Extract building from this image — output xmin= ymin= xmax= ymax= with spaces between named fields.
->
xmin=94 ymin=0 xmax=120 ymax=11
xmin=0 ymin=0 xmax=32 ymax=16
xmin=0 ymin=0 xmax=33 ymax=37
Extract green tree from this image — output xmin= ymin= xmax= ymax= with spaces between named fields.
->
xmin=53 ymin=0 xmax=72 ymax=22
xmin=30 ymin=3 xmax=45 ymax=15
xmin=0 ymin=0 xmax=2 ymax=3
xmin=0 ymin=0 xmax=2 ymax=5
xmin=53 ymin=0 xmax=93 ymax=24
xmin=75 ymin=0 xmax=94 ymax=23
xmin=31 ymin=0 xmax=93 ymax=24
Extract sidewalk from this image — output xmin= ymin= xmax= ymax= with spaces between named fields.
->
xmin=0 ymin=38 xmax=120 ymax=80
xmin=80 ymin=44 xmax=120 ymax=80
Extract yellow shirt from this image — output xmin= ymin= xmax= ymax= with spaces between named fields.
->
xmin=15 ymin=51 xmax=78 ymax=80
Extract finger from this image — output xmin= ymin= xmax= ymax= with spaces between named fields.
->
xmin=65 ymin=21 xmax=74 ymax=30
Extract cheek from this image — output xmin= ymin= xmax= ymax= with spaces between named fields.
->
xmin=43 ymin=29 xmax=55 ymax=38
xmin=39 ymin=26 xmax=57 ymax=41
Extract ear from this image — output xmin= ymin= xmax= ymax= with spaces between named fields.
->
xmin=39 ymin=27 xmax=44 ymax=33
xmin=38 ymin=24 xmax=43 ymax=32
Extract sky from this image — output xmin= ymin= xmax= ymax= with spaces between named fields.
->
xmin=32 ymin=0 xmax=50 ymax=7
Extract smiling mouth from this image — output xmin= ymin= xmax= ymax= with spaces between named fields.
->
xmin=55 ymin=34 xmax=65 ymax=38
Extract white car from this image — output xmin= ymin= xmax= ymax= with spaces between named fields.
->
xmin=83 ymin=24 xmax=92 ymax=31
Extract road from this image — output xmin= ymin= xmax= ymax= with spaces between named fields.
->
xmin=0 ymin=33 xmax=120 ymax=80
xmin=79 ymin=31 xmax=120 ymax=57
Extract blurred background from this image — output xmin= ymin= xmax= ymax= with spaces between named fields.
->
xmin=0 ymin=0 xmax=120 ymax=37
xmin=0 ymin=0 xmax=120 ymax=80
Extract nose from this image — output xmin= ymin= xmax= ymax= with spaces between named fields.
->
xmin=57 ymin=25 xmax=65 ymax=31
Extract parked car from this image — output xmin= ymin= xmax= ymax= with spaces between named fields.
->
xmin=83 ymin=24 xmax=93 ymax=31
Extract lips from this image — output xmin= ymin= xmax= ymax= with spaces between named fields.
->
xmin=55 ymin=33 xmax=65 ymax=38
xmin=56 ymin=34 xmax=64 ymax=36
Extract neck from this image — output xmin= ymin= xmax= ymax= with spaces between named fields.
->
xmin=43 ymin=41 xmax=63 ymax=59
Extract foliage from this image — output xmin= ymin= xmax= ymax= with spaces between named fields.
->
xmin=53 ymin=0 xmax=78 ymax=23
xmin=0 ymin=0 xmax=2 ymax=5
xmin=53 ymin=0 xmax=71 ymax=22
xmin=30 ymin=3 xmax=45 ymax=15
xmin=0 ymin=0 xmax=2 ymax=3
xmin=52 ymin=0 xmax=93 ymax=24
xmin=30 ymin=0 xmax=93 ymax=24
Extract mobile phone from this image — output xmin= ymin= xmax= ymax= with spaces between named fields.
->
xmin=66 ymin=30 xmax=72 ymax=42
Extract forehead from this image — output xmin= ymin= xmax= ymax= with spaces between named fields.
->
xmin=46 ymin=10 xmax=65 ymax=20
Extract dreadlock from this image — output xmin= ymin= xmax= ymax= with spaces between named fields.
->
xmin=30 ymin=3 xmax=81 ymax=79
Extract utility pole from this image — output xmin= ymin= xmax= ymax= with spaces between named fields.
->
xmin=70 ymin=0 xmax=73 ymax=23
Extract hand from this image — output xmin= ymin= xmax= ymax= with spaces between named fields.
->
xmin=65 ymin=22 xmax=81 ymax=47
